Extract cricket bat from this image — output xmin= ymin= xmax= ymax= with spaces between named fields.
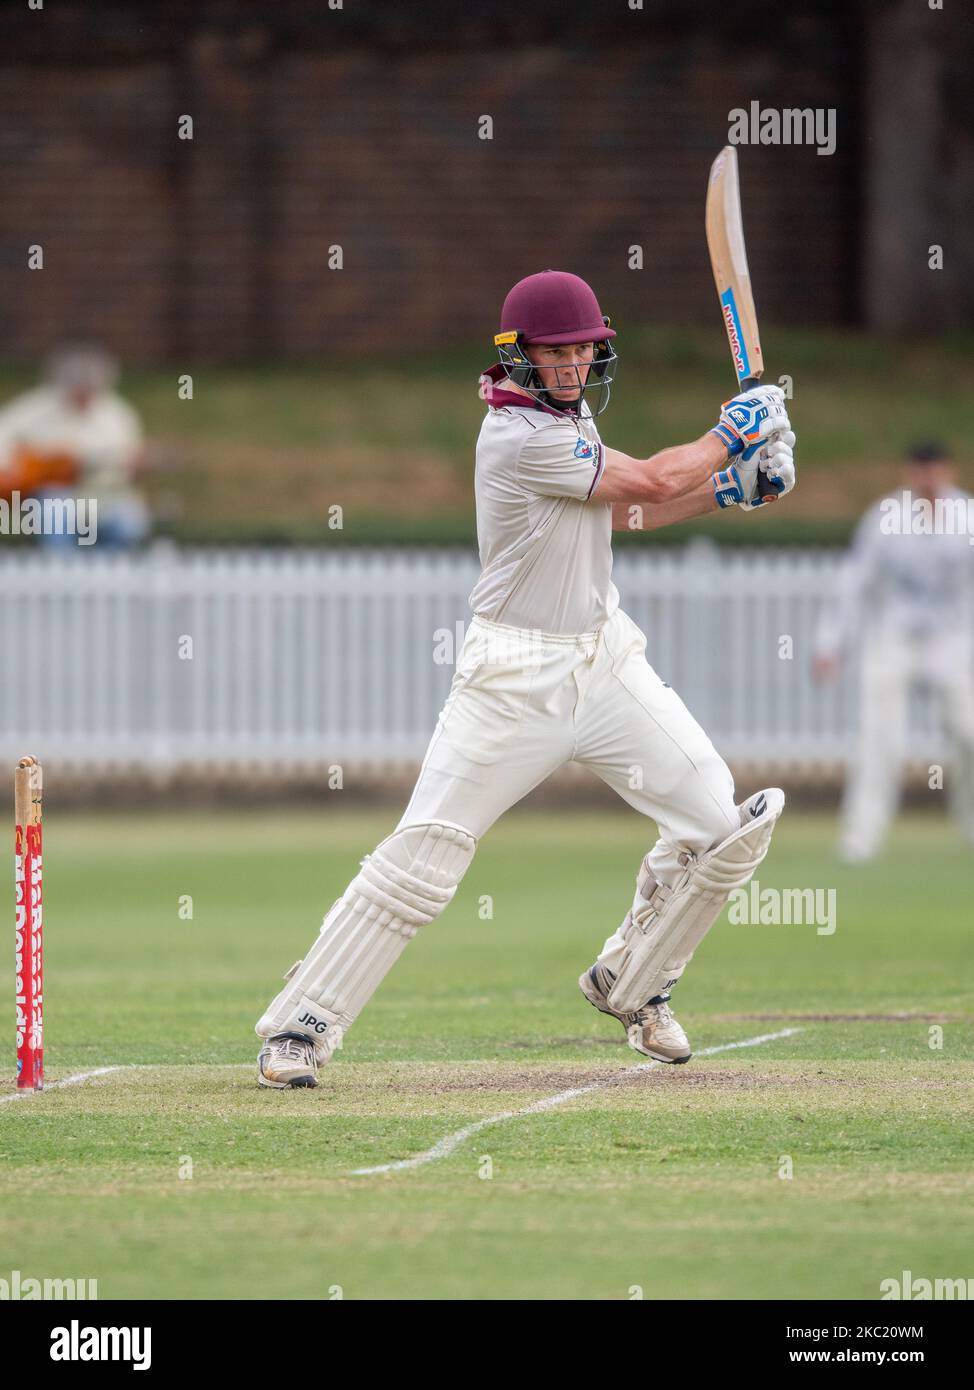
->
xmin=706 ymin=145 xmax=776 ymax=499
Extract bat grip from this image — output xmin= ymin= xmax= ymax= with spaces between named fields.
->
xmin=740 ymin=375 xmax=778 ymax=500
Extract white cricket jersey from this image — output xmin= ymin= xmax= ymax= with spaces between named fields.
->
xmin=815 ymin=487 xmax=974 ymax=655
xmin=468 ymin=366 xmax=619 ymax=635
xmin=0 ymin=385 xmax=142 ymax=502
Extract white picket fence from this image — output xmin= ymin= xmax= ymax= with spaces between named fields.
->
xmin=0 ymin=544 xmax=947 ymax=775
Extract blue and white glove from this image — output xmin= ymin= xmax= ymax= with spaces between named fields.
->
xmin=741 ymin=429 xmax=796 ymax=509
xmin=711 ymin=384 xmax=791 ymax=460
xmin=713 ymin=430 xmax=797 ymax=510
xmin=712 ymin=463 xmax=748 ymax=509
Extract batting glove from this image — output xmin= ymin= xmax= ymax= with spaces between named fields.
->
xmin=714 ymin=431 xmax=796 ymax=510
xmin=712 ymin=463 xmax=748 ymax=509
xmin=740 ymin=429 xmax=796 ymax=509
xmin=711 ymin=384 xmax=791 ymax=459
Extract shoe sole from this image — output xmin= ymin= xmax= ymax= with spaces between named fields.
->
xmin=257 ymin=1070 xmax=318 ymax=1089
xmin=627 ymin=1038 xmax=692 ymax=1065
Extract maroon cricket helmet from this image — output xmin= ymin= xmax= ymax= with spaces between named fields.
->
xmin=494 ymin=270 xmax=618 ymax=416
xmin=500 ymin=270 xmax=616 ymax=344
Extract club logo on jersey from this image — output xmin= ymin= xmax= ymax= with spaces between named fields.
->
xmin=574 ymin=438 xmax=596 ymax=460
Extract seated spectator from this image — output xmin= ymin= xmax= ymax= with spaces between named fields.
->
xmin=0 ymin=344 xmax=148 ymax=548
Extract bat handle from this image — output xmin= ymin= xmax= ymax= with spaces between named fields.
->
xmin=756 ymin=469 xmax=778 ymax=500
xmin=740 ymin=375 xmax=779 ymax=500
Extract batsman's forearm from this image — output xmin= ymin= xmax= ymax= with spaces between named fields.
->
xmin=597 ymin=431 xmax=729 ymax=506
xmin=640 ymin=432 xmax=727 ymax=501
xmin=612 ymin=478 xmax=720 ymax=532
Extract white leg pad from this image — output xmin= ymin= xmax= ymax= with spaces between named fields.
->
xmin=255 ymin=821 xmax=476 ymax=1061
xmin=606 ymin=789 xmax=784 ymax=1013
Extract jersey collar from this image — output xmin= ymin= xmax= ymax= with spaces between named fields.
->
xmin=478 ymin=363 xmax=578 ymax=420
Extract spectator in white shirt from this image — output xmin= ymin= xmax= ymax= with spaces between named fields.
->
xmin=0 ymin=344 xmax=148 ymax=548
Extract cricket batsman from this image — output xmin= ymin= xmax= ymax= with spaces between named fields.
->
xmin=256 ymin=270 xmax=797 ymax=1087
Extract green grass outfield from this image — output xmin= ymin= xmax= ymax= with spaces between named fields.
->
xmin=1 ymin=806 xmax=972 ymax=1300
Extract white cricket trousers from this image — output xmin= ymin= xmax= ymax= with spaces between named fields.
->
xmin=397 ymin=607 xmax=740 ymax=969
xmin=841 ymin=626 xmax=974 ymax=859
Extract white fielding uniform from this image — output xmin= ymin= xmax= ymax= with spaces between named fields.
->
xmin=815 ymin=488 xmax=974 ymax=859
xmin=256 ymin=370 xmax=741 ymax=1056
xmin=397 ymin=371 xmax=739 ymax=973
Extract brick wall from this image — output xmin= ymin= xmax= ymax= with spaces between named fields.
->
xmin=0 ymin=2 xmax=889 ymax=364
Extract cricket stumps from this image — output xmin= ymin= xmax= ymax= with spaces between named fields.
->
xmin=15 ymin=756 xmax=43 ymax=1091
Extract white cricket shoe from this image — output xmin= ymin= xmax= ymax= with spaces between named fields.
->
xmin=257 ymin=1032 xmax=319 ymax=1089
xmin=580 ymin=964 xmax=691 ymax=1063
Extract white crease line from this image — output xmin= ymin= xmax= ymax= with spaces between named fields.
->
xmin=0 ymin=1066 xmax=122 ymax=1105
xmin=0 ymin=1030 xmax=803 ymax=1150
xmin=351 ymin=1027 xmax=804 ymax=1175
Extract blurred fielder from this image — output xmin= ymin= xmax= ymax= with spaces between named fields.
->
xmin=257 ymin=270 xmax=797 ymax=1087
xmin=814 ymin=441 xmax=974 ymax=861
